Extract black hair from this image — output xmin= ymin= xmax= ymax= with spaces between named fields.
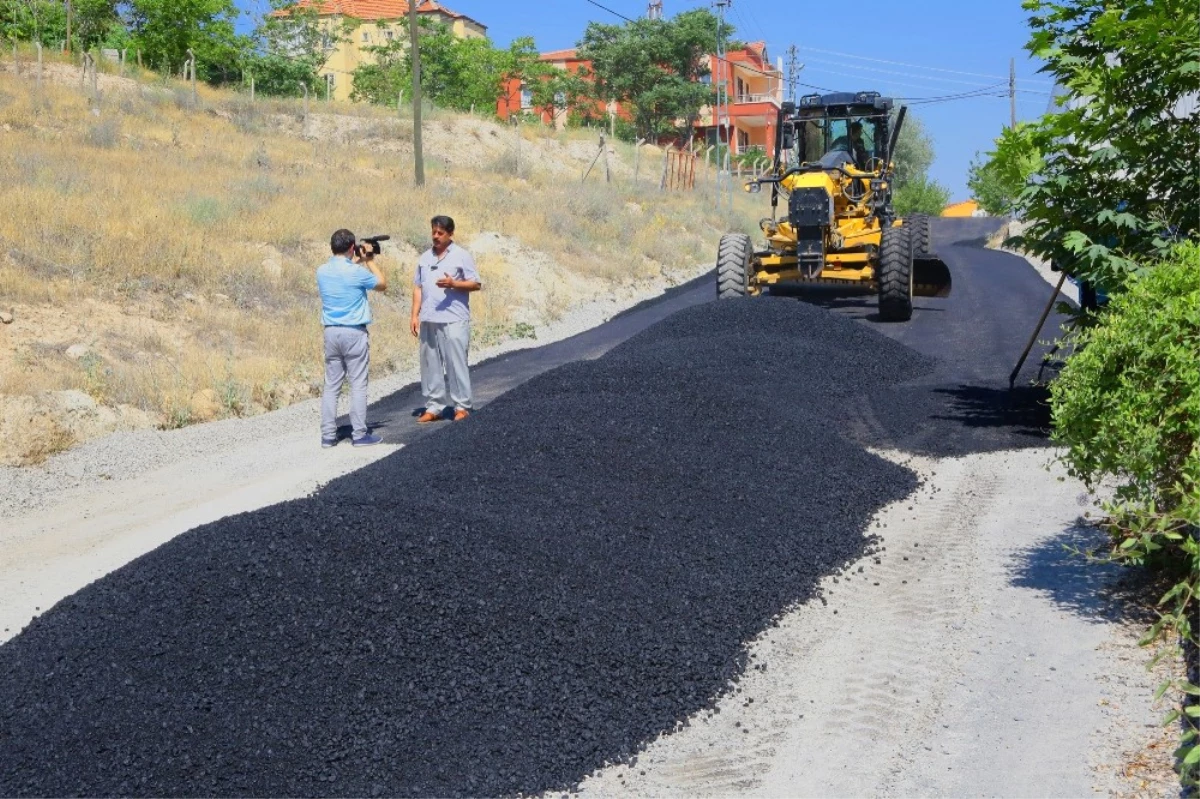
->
xmin=430 ymin=215 xmax=455 ymax=234
xmin=331 ymin=229 xmax=356 ymax=255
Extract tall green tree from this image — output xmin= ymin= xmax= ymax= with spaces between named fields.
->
xmin=245 ymin=0 xmax=334 ymax=97
xmin=576 ymin=8 xmax=723 ymax=142
xmin=352 ymin=19 xmax=545 ymax=116
xmin=1 ymin=0 xmax=118 ymax=48
xmin=1012 ymin=0 xmax=1200 ymax=292
xmin=890 ymin=111 xmax=951 ymax=215
xmin=967 ymin=122 xmax=1043 ymax=215
xmin=124 ymin=0 xmax=246 ymax=83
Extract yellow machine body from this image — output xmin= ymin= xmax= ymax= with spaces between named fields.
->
xmin=747 ymin=168 xmax=951 ymax=298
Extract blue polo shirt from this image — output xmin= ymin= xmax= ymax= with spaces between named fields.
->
xmin=414 ymin=243 xmax=481 ymax=323
xmin=317 ymin=255 xmax=379 ymax=326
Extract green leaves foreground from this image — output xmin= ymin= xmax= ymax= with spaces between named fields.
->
xmin=1050 ymin=241 xmax=1200 ymax=785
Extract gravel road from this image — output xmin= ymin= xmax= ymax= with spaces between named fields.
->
xmin=0 ymin=220 xmax=1175 ymax=797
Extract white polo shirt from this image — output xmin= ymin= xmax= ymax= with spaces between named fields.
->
xmin=414 ymin=243 xmax=481 ymax=323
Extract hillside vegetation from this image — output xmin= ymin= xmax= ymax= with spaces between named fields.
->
xmin=0 ymin=52 xmax=755 ymax=465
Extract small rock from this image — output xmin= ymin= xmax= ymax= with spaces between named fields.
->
xmin=0 ymin=310 xmax=12 ymax=324
xmin=64 ymin=344 xmax=91 ymax=360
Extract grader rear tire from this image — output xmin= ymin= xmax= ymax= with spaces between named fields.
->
xmin=877 ymin=225 xmax=914 ymax=322
xmin=908 ymin=214 xmax=933 ymax=259
xmin=716 ymin=233 xmax=752 ymax=299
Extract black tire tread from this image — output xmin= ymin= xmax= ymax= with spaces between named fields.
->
xmin=716 ymin=233 xmax=753 ymax=299
xmin=877 ymin=225 xmax=913 ymax=322
xmin=907 ymin=214 xmax=933 ymax=260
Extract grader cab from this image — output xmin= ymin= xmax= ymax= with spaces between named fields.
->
xmin=715 ymin=91 xmax=952 ymax=321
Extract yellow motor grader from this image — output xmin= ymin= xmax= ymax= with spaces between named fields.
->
xmin=716 ymin=91 xmax=951 ymax=321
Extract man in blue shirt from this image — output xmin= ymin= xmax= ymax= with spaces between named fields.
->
xmin=411 ymin=215 xmax=482 ymax=422
xmin=317 ymin=228 xmax=388 ymax=447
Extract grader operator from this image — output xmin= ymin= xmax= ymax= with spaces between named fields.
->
xmin=715 ymin=91 xmax=951 ymax=321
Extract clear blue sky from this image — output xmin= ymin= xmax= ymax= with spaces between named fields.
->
xmin=236 ymin=0 xmax=1051 ymax=202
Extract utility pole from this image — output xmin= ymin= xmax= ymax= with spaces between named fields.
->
xmin=1009 ymin=57 xmax=1016 ymax=128
xmin=647 ymin=0 xmax=663 ymax=19
xmin=714 ymin=0 xmax=732 ymax=216
xmin=786 ymin=44 xmax=800 ymax=104
xmin=410 ymin=0 xmax=425 ymax=187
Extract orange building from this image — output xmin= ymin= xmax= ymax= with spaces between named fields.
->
xmin=496 ymin=49 xmax=623 ymax=127
xmin=697 ymin=42 xmax=785 ymax=157
xmin=497 ymin=42 xmax=785 ymax=157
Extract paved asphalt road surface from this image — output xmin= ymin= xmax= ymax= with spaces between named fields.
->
xmin=0 ymin=218 xmax=1080 ymax=798
xmin=365 ymin=217 xmax=1063 ymax=454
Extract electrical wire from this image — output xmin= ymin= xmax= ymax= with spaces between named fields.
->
xmin=800 ymin=53 xmax=1050 ymax=95
xmin=584 ymin=0 xmax=636 ymax=23
xmin=795 ymin=43 xmax=1054 ymax=87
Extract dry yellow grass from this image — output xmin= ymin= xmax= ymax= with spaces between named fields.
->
xmin=0 ymin=54 xmax=760 ymax=443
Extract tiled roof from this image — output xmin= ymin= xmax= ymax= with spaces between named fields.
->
xmin=277 ymin=0 xmax=482 ymax=26
xmin=540 ymin=48 xmax=579 ymax=62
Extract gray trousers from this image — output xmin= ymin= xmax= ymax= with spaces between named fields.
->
xmin=419 ymin=320 xmax=472 ymax=415
xmin=322 ymin=326 xmax=370 ymax=439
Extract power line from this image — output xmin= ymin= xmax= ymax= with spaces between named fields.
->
xmin=795 ymin=43 xmax=1054 ymax=87
xmin=584 ymin=0 xmax=636 ymax=23
xmin=799 ymin=52 xmax=1049 ymax=94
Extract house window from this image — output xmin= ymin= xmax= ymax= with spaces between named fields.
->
xmin=520 ymin=83 xmax=533 ymax=109
xmin=321 ymin=33 xmax=331 ymax=50
xmin=362 ymin=31 xmax=370 ymax=43
xmin=385 ymin=30 xmax=394 ymax=40
xmin=699 ymin=73 xmax=711 ymax=84
xmin=554 ymin=91 xmax=566 ymax=108
xmin=737 ymin=129 xmax=749 ymax=150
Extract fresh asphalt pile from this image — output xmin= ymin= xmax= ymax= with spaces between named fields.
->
xmin=0 ymin=298 xmax=1051 ymax=797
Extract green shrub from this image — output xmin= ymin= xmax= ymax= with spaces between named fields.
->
xmin=893 ymin=175 xmax=951 ymax=217
xmin=1049 ymin=240 xmax=1200 ymax=784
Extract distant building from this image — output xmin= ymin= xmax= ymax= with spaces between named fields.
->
xmin=275 ymin=0 xmax=486 ymax=102
xmin=697 ymin=43 xmax=784 ymax=157
xmin=942 ymin=199 xmax=983 ymax=217
xmin=496 ymin=49 xmax=624 ymax=128
xmin=497 ymin=41 xmax=785 ymax=158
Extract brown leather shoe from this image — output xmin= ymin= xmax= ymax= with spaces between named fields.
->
xmin=453 ymin=409 xmax=470 ymax=422
xmin=417 ymin=411 xmax=442 ymax=423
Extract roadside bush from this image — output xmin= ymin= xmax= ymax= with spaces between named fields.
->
xmin=1049 ymin=240 xmax=1200 ymax=785
xmin=893 ymin=175 xmax=951 ymax=217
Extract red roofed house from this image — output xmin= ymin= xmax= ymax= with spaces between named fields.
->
xmin=497 ymin=42 xmax=784 ymax=158
xmin=698 ymin=42 xmax=784 ymax=157
xmin=496 ymin=48 xmax=623 ymax=128
xmin=275 ymin=1 xmax=486 ymax=101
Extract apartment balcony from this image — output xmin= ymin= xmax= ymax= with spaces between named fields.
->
xmin=729 ymin=93 xmax=780 ymax=127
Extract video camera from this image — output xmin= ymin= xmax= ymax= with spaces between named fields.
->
xmin=355 ymin=235 xmax=391 ymax=259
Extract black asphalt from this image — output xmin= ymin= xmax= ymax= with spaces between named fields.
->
xmin=0 ymin=218 xmax=1071 ymax=797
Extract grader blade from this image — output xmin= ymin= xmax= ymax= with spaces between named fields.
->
xmin=913 ymin=255 xmax=952 ymax=298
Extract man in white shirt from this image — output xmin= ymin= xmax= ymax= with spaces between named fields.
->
xmin=411 ymin=215 xmax=482 ymax=423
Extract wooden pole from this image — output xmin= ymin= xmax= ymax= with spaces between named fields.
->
xmin=250 ymin=75 xmax=255 ymax=102
xmin=188 ymin=48 xmax=197 ymax=105
xmin=601 ymin=133 xmax=610 ymax=184
xmin=35 ymin=42 xmax=42 ymax=93
xmin=409 ymin=2 xmax=425 ymax=187
xmin=634 ymin=137 xmax=645 ymax=183
xmin=301 ymin=82 xmax=309 ymax=129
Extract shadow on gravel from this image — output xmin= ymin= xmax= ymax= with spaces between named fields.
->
xmin=1009 ymin=523 xmax=1160 ymax=627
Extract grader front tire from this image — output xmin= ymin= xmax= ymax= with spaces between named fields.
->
xmin=877 ymin=225 xmax=914 ymax=322
xmin=716 ymin=233 xmax=753 ymax=299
